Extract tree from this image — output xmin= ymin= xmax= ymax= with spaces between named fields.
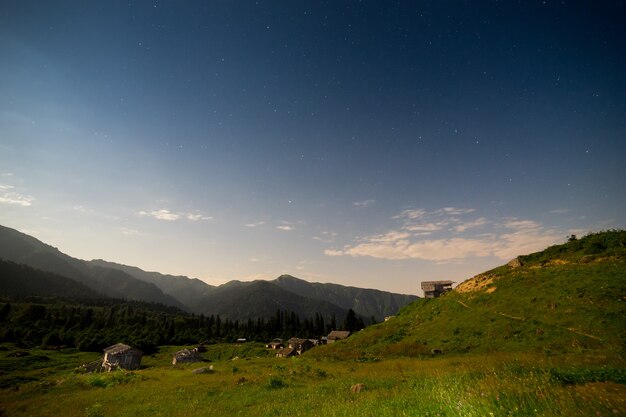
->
xmin=342 ymin=309 xmax=363 ymax=332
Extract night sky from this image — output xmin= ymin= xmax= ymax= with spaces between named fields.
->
xmin=1 ymin=1 xmax=625 ymax=294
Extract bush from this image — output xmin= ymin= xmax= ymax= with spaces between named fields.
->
xmin=266 ymin=376 xmax=286 ymax=389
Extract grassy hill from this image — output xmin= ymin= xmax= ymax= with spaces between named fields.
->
xmin=312 ymin=230 xmax=626 ymax=359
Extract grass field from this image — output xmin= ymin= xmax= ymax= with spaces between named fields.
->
xmin=0 ymin=342 xmax=624 ymax=417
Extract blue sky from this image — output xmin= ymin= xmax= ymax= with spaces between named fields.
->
xmin=1 ymin=1 xmax=625 ymax=294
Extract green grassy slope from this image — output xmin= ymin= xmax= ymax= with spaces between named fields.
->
xmin=312 ymin=231 xmax=626 ymax=359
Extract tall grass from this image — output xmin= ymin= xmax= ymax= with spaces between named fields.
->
xmin=1 ymin=346 xmax=624 ymax=417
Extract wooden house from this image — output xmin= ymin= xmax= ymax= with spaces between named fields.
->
xmin=421 ymin=280 xmax=454 ymax=298
xmin=102 ymin=343 xmax=142 ymax=371
xmin=287 ymin=338 xmax=314 ymax=354
xmin=266 ymin=338 xmax=284 ymax=349
xmin=326 ymin=330 xmax=351 ymax=343
xmin=276 ymin=347 xmax=297 ymax=358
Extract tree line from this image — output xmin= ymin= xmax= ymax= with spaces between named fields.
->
xmin=0 ymin=300 xmax=367 ymax=353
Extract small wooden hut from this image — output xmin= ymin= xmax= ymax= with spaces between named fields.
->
xmin=326 ymin=330 xmax=351 ymax=343
xmin=421 ymin=280 xmax=454 ymax=298
xmin=102 ymin=343 xmax=142 ymax=371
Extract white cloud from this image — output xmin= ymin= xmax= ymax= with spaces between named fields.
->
xmin=313 ymin=230 xmax=338 ymax=242
xmin=244 ymin=221 xmax=265 ymax=228
xmin=186 ymin=213 xmax=213 ymax=221
xmin=393 ymin=209 xmax=427 ymax=220
xmin=404 ymin=222 xmax=446 ymax=232
xmin=139 ymin=208 xmax=211 ymax=222
xmin=276 ymin=220 xmax=300 ymax=231
xmin=353 ymin=199 xmax=376 ymax=208
xmin=502 ymin=219 xmax=541 ymax=231
xmin=325 ymin=207 xmax=564 ymax=263
xmin=365 ymin=230 xmax=411 ymax=243
xmin=139 ymin=209 xmax=180 ymax=221
xmin=549 ymin=208 xmax=570 ymax=214
xmin=327 ymin=237 xmax=494 ymax=261
xmin=0 ymin=184 xmax=34 ymax=207
xmin=442 ymin=207 xmax=476 ymax=215
xmin=120 ymin=227 xmax=139 ymax=236
xmin=276 ymin=225 xmax=295 ymax=231
xmin=454 ymin=217 xmax=488 ymax=232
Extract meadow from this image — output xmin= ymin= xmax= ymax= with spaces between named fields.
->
xmin=0 ymin=342 xmax=624 ymax=417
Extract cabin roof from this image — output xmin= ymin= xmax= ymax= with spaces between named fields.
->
xmin=421 ymin=280 xmax=454 ymax=286
xmin=327 ymin=330 xmax=351 ymax=340
xmin=103 ymin=343 xmax=141 ymax=355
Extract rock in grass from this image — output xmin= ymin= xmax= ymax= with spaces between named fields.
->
xmin=192 ymin=366 xmax=214 ymax=374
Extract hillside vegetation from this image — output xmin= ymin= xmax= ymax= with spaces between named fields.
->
xmin=312 ymin=230 xmax=626 ymax=360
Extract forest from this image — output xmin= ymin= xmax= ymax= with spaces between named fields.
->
xmin=0 ymin=299 xmax=366 ymax=354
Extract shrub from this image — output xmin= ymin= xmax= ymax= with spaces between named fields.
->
xmin=266 ymin=376 xmax=286 ymax=389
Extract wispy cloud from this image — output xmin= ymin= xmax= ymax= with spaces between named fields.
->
xmin=139 ymin=209 xmax=212 ymax=222
xmin=276 ymin=225 xmax=295 ymax=231
xmin=313 ymin=230 xmax=338 ymax=242
xmin=549 ymin=208 xmax=570 ymax=214
xmin=276 ymin=220 xmax=299 ymax=232
xmin=0 ymin=184 xmax=34 ymax=207
xmin=120 ymin=227 xmax=139 ymax=236
xmin=325 ymin=207 xmax=563 ymax=263
xmin=185 ymin=213 xmax=213 ymax=221
xmin=454 ymin=217 xmax=488 ymax=232
xmin=393 ymin=209 xmax=427 ymax=220
xmin=244 ymin=221 xmax=265 ymax=228
xmin=442 ymin=207 xmax=476 ymax=215
xmin=353 ymin=199 xmax=376 ymax=208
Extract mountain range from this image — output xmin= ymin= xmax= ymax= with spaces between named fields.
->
xmin=0 ymin=225 xmax=417 ymax=321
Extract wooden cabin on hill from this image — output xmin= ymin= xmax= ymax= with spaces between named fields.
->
xmin=421 ymin=280 xmax=454 ymax=298
xmin=326 ymin=330 xmax=351 ymax=343
xmin=266 ymin=338 xmax=284 ymax=349
xmin=275 ymin=338 xmax=316 ymax=357
xmin=102 ymin=343 xmax=142 ymax=371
